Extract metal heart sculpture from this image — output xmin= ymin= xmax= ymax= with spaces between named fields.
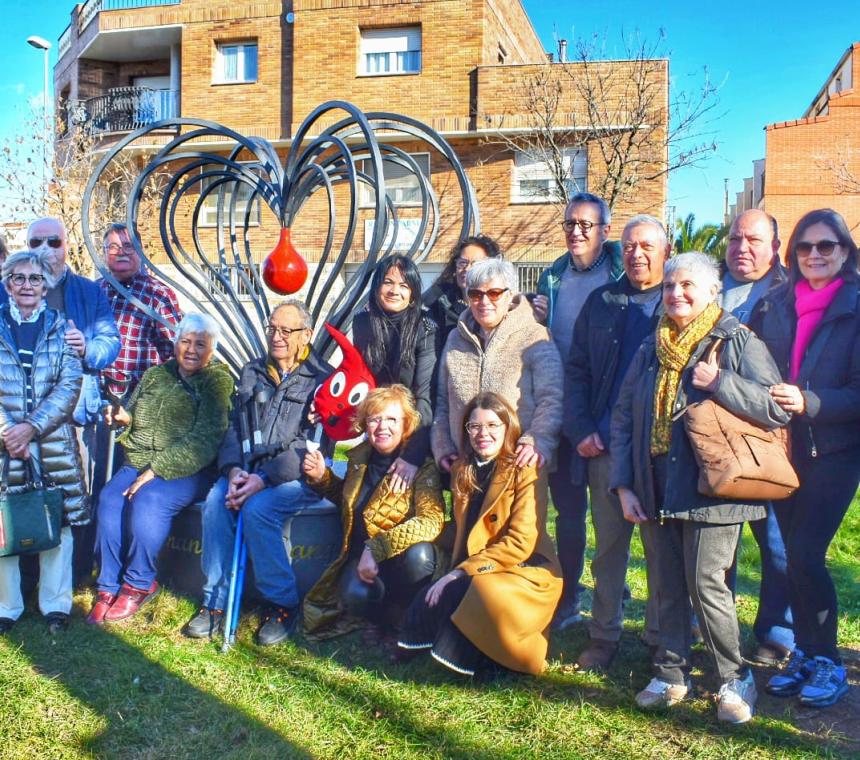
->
xmin=81 ymin=101 xmax=480 ymax=374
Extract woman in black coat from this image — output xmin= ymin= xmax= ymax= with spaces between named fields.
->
xmin=750 ymin=208 xmax=860 ymax=709
xmin=352 ymin=255 xmax=436 ymax=492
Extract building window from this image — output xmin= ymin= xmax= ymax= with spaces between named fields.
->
xmin=498 ymin=43 xmax=508 ymax=65
xmin=207 ymin=264 xmax=263 ymax=300
xmin=200 ymin=165 xmax=262 ymax=227
xmin=359 ymin=27 xmax=421 ymax=76
xmin=512 ymin=148 xmax=587 ymax=203
xmin=215 ymin=42 xmax=258 ymax=84
xmin=358 ymin=153 xmax=431 ymax=208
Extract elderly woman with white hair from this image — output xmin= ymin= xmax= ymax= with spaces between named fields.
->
xmin=87 ymin=313 xmax=234 ymax=624
xmin=432 ymin=257 xmax=563 ymax=472
xmin=610 ymin=252 xmax=790 ymax=724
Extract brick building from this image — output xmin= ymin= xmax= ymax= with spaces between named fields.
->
xmin=54 ymin=0 xmax=669 ymax=291
xmin=729 ymin=43 xmax=860 ymax=240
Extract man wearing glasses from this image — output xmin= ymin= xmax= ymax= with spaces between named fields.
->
xmin=185 ymin=300 xmax=333 ymax=646
xmin=533 ymin=193 xmax=623 ymax=632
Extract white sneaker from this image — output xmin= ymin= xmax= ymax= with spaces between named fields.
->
xmin=635 ymin=677 xmax=691 ymax=709
xmin=717 ymin=671 xmax=757 ymax=724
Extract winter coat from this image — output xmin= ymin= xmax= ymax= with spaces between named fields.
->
xmin=118 ymin=359 xmax=234 ymax=480
xmin=749 ymin=278 xmax=860 ymax=458
xmin=218 ymin=350 xmax=334 ymax=486
xmin=0 ymin=306 xmax=87 ymax=525
xmin=609 ymin=310 xmax=791 ymax=523
xmin=432 ymin=295 xmax=563 ymax=465
xmin=448 ymin=459 xmax=562 ymax=675
xmin=535 ymin=241 xmax=624 ymax=329
xmin=564 ymin=276 xmax=664 ymax=443
xmin=303 ymin=442 xmax=445 ymax=638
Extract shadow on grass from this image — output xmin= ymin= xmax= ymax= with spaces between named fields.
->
xmin=3 ymin=609 xmax=312 ymax=759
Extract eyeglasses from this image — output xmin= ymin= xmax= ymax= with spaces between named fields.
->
xmin=795 ymin=240 xmax=841 ymax=257
xmin=7 ymin=273 xmax=46 ymax=287
xmin=561 ymin=219 xmax=602 ymax=233
xmin=366 ymin=415 xmax=402 ymax=428
xmin=265 ymin=324 xmax=309 ymax=339
xmin=28 ymin=236 xmax=63 ymax=249
xmin=466 ymin=287 xmax=509 ymax=303
xmin=104 ymin=242 xmax=137 ymax=255
xmin=466 ymin=421 xmax=505 ymax=434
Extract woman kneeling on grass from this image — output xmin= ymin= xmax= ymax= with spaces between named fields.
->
xmin=301 ymin=384 xmax=445 ymax=644
xmin=398 ymin=392 xmax=562 ymax=677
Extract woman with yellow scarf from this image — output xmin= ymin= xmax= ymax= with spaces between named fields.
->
xmin=609 ymin=252 xmax=790 ymax=725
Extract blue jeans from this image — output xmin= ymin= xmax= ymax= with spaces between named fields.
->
xmin=201 ymin=476 xmax=320 ymax=610
xmin=96 ymin=465 xmax=212 ymax=594
xmin=749 ymin=502 xmax=794 ymax=650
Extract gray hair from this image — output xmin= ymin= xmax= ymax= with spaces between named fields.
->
xmin=566 ymin=192 xmax=611 ymax=225
xmin=174 ymin=312 xmax=222 ymax=350
xmin=623 ymin=215 xmax=668 ymax=250
xmin=466 ymin=258 xmax=518 ymax=294
xmin=2 ymin=250 xmax=55 ymax=287
xmin=271 ymin=299 xmax=312 ymax=329
xmin=664 ymin=252 xmax=722 ymax=297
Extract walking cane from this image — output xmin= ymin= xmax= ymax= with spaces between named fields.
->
xmin=222 ymin=391 xmax=253 ymax=653
xmin=103 ymin=374 xmax=131 ymax=479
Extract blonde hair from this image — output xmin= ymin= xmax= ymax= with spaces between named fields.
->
xmin=354 ymin=384 xmax=420 ymax=441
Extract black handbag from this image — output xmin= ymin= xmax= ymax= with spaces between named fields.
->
xmin=0 ymin=453 xmax=64 ymax=558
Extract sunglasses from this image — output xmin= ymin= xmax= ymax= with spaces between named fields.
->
xmin=28 ymin=236 xmax=64 ymax=249
xmin=7 ymin=273 xmax=46 ymax=287
xmin=467 ymin=287 xmax=509 ymax=303
xmin=795 ymin=240 xmax=840 ymax=257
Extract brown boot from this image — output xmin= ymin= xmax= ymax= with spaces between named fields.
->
xmin=576 ymin=638 xmax=619 ymax=672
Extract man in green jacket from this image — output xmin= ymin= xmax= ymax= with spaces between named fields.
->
xmin=534 ymin=192 xmax=623 ymax=630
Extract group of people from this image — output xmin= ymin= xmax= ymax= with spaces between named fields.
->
xmin=0 ymin=194 xmax=857 ymax=725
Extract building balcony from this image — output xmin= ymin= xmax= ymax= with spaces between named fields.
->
xmin=78 ymin=0 xmax=180 ymax=35
xmin=71 ymin=86 xmax=178 ymax=135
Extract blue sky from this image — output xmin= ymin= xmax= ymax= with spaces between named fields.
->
xmin=2 ymin=1 xmax=859 ymax=226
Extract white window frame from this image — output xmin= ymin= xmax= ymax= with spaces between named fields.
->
xmin=214 ymin=41 xmax=258 ymax=84
xmin=358 ymin=152 xmax=431 ymax=209
xmin=511 ymin=147 xmax=587 ymax=204
xmin=359 ymin=27 xmax=421 ymax=76
xmin=199 ymin=164 xmax=262 ymax=228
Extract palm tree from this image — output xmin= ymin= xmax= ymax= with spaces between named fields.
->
xmin=673 ymin=213 xmax=728 ymax=260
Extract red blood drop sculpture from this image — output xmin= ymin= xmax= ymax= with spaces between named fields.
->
xmin=262 ymin=227 xmax=308 ymax=295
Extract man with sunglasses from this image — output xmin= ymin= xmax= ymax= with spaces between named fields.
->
xmin=533 ymin=192 xmax=623 ymax=631
xmin=184 ymin=300 xmax=334 ymax=645
xmin=722 ymin=208 xmax=794 ymax=670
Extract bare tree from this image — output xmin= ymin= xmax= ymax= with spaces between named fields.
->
xmin=817 ymin=148 xmax=860 ymax=195
xmin=479 ymin=29 xmax=720 ymax=215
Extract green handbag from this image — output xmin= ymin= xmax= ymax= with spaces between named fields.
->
xmin=0 ymin=454 xmax=64 ymax=558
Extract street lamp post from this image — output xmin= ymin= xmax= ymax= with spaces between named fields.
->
xmin=27 ymin=35 xmax=52 ymax=214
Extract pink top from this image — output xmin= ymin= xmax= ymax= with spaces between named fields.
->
xmin=790 ymin=277 xmax=844 ymax=381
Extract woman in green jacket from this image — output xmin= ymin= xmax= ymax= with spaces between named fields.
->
xmin=87 ymin=313 xmax=234 ymax=624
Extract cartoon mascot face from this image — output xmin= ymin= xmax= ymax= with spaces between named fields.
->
xmin=313 ymin=323 xmax=376 ymax=441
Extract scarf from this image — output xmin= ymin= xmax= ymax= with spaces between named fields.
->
xmin=790 ymin=278 xmax=843 ymax=382
xmin=650 ymin=300 xmax=722 ymax=456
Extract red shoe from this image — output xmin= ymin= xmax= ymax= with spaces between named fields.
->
xmin=86 ymin=591 xmax=117 ymax=625
xmin=103 ymin=582 xmax=160 ymax=622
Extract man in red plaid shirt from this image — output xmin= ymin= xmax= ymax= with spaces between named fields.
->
xmin=98 ymin=223 xmax=183 ymax=398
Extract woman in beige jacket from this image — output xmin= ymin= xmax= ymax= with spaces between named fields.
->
xmin=431 ymin=258 xmax=563 ymax=473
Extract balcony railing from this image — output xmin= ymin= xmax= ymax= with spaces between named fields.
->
xmin=79 ymin=0 xmax=180 ymax=33
xmin=58 ymin=24 xmax=71 ymax=58
xmin=72 ymin=87 xmax=178 ymax=134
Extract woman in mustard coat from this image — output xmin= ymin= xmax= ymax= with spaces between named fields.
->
xmin=398 ymin=391 xmax=562 ymax=676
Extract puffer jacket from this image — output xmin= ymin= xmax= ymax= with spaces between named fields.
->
xmin=609 ymin=310 xmax=791 ymax=523
xmin=432 ymin=295 xmax=564 ymax=465
xmin=0 ymin=306 xmax=87 ymax=525
xmin=303 ymin=441 xmax=445 ymax=638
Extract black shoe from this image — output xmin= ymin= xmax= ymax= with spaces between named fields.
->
xmin=183 ymin=607 xmax=225 ymax=639
xmin=0 ymin=617 xmax=14 ymax=634
xmin=256 ymin=605 xmax=299 ymax=646
xmin=45 ymin=612 xmax=69 ymax=634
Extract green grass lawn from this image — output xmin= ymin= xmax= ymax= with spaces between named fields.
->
xmin=1 ymin=495 xmax=858 ymax=759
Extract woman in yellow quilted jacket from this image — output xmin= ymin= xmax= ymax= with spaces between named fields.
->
xmin=301 ymin=384 xmax=445 ymax=640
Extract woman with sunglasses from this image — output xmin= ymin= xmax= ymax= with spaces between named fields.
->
xmin=399 ymin=392 xmax=562 ymax=676
xmin=352 ymin=255 xmax=437 ymax=493
xmin=0 ymin=251 xmax=85 ymax=634
xmin=432 ymin=258 xmax=563 ymax=474
xmin=750 ymin=209 xmax=860 ymax=708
